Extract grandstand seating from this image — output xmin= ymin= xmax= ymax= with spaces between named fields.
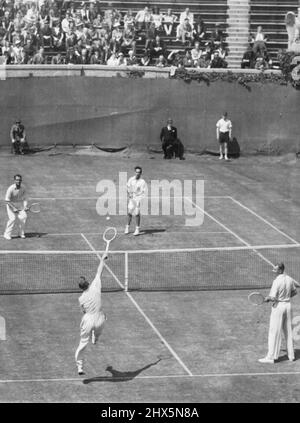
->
xmin=250 ymin=1 xmax=299 ymax=58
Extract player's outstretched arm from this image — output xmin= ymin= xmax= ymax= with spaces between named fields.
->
xmin=96 ymin=253 xmax=108 ymax=278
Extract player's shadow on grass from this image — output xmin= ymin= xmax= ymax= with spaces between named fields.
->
xmin=276 ymin=349 xmax=300 ymax=362
xmin=83 ymin=357 xmax=163 ymax=384
xmin=139 ymin=229 xmax=166 ymax=236
xmin=24 ymin=232 xmax=48 ymax=238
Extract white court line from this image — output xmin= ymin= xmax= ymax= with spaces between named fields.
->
xmin=1 ymin=370 xmax=300 ymax=383
xmin=44 ymin=231 xmax=231 ymax=237
xmin=228 ymin=196 xmax=299 ymax=245
xmin=80 ymin=234 xmax=193 ymax=377
xmin=185 ymin=197 xmax=300 ymax=285
xmin=30 ymin=196 xmax=231 ymax=201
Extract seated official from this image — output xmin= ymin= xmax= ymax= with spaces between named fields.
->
xmin=10 ymin=120 xmax=29 ymax=155
xmin=160 ymin=118 xmax=185 ymax=160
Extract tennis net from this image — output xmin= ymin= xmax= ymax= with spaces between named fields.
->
xmin=0 ymin=244 xmax=299 ymax=294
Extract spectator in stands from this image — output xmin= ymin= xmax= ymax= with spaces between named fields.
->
xmin=210 ymin=50 xmax=227 ymax=68
xmin=251 ymin=26 xmax=268 ymax=57
xmin=152 ymin=6 xmax=163 ymax=34
xmin=216 ymin=42 xmax=228 ymax=60
xmin=193 ymin=16 xmax=206 ymax=45
xmin=106 ymin=51 xmax=118 ymax=66
xmin=176 ymin=17 xmax=193 ymax=45
xmin=51 ymin=52 xmax=64 ymax=64
xmin=144 ymin=21 xmax=156 ymax=52
xmin=77 ymin=47 xmax=89 ymax=64
xmin=32 ymin=47 xmax=45 ymax=64
xmin=162 ymin=8 xmax=177 ymax=37
xmin=40 ymin=22 xmax=53 ymax=48
xmin=65 ymin=46 xmax=77 ymax=64
xmin=140 ymin=50 xmax=150 ymax=66
xmin=103 ymin=3 xmax=114 ymax=30
xmin=167 ymin=49 xmax=183 ymax=67
xmin=11 ymin=38 xmax=24 ymax=64
xmin=182 ymin=48 xmax=193 ymax=68
xmin=149 ymin=34 xmax=165 ymax=61
xmin=210 ymin=22 xmax=224 ymax=48
xmin=123 ymin=9 xmax=135 ymax=31
xmin=90 ymin=48 xmax=103 ymax=64
xmin=179 ymin=7 xmax=193 ymax=27
xmin=285 ymin=12 xmax=296 ymax=51
xmin=13 ymin=10 xmax=25 ymax=33
xmin=52 ymin=21 xmax=64 ymax=50
xmin=191 ymin=41 xmax=202 ymax=67
xmin=241 ymin=45 xmax=254 ymax=69
xmin=116 ymin=51 xmax=127 ymax=66
xmin=62 ymin=10 xmax=72 ymax=34
xmin=24 ymin=2 xmax=39 ymax=26
xmin=126 ymin=49 xmax=138 ymax=66
xmin=155 ymin=53 xmax=167 ymax=67
xmin=111 ymin=21 xmax=123 ymax=53
xmin=254 ymin=55 xmax=268 ymax=71
xmin=2 ymin=9 xmax=13 ymax=41
xmin=121 ymin=27 xmax=136 ymax=55
xmin=135 ymin=6 xmax=152 ymax=31
xmin=87 ymin=1 xmax=98 ymax=23
xmin=23 ymin=38 xmax=34 ymax=63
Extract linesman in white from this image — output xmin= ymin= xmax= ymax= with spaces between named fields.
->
xmin=259 ymin=262 xmax=298 ymax=363
xmin=4 ymin=174 xmax=28 ymax=240
xmin=216 ymin=112 xmax=232 ymax=161
xmin=75 ymin=252 xmax=108 ymax=375
xmin=125 ymin=166 xmax=146 ymax=236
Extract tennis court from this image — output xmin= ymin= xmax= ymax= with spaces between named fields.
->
xmin=0 ymin=152 xmax=300 ymax=402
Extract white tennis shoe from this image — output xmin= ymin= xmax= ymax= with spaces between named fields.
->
xmin=258 ymin=357 xmax=274 ymax=364
xmin=133 ymin=227 xmax=140 ymax=236
xmin=124 ymin=225 xmax=129 ymax=234
xmin=20 ymin=232 xmax=25 ymax=239
xmin=3 ymin=234 xmax=11 ymax=240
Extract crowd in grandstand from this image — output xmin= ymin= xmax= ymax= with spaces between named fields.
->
xmin=0 ymin=1 xmax=228 ymax=68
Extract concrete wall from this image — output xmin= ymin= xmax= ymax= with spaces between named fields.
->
xmin=1 ymin=72 xmax=299 ymax=154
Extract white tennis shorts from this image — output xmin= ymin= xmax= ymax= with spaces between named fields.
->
xmin=128 ymin=198 xmax=140 ymax=215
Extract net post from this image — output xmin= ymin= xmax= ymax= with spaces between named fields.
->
xmin=124 ymin=252 xmax=128 ymax=292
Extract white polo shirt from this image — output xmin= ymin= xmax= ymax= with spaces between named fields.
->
xmin=79 ymin=274 xmax=102 ymax=315
xmin=5 ymin=184 xmax=27 ymax=205
xmin=269 ymin=274 xmax=297 ymax=302
xmin=127 ymin=176 xmax=146 ymax=200
xmin=216 ymin=118 xmax=232 ymax=133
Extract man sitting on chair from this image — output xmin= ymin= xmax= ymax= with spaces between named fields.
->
xmin=10 ymin=120 xmax=29 ymax=155
xmin=160 ymin=118 xmax=185 ymax=160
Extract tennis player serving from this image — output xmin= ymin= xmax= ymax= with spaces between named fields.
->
xmin=258 ymin=262 xmax=298 ymax=364
xmin=75 ymin=252 xmax=108 ymax=375
xmin=125 ymin=166 xmax=146 ymax=236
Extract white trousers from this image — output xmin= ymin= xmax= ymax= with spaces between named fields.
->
xmin=4 ymin=206 xmax=27 ymax=237
xmin=75 ymin=311 xmax=106 ymax=368
xmin=267 ymin=302 xmax=294 ymax=361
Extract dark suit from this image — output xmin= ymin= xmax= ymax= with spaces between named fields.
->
xmin=160 ymin=126 xmax=184 ymax=159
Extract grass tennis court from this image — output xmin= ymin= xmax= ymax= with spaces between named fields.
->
xmin=0 ymin=151 xmax=300 ymax=402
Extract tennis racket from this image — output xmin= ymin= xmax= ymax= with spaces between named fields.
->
xmin=25 ymin=203 xmax=41 ymax=213
xmin=248 ymin=292 xmax=266 ymax=306
xmin=103 ymin=227 xmax=117 ymax=253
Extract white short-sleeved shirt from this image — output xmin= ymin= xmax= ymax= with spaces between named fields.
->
xmin=269 ymin=273 xmax=297 ymax=302
xmin=5 ymin=184 xmax=27 ymax=205
xmin=127 ymin=176 xmax=146 ymax=200
xmin=79 ymin=275 xmax=102 ymax=315
xmin=216 ymin=118 xmax=232 ymax=133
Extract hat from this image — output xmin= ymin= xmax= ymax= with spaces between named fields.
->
xmin=167 ymin=118 xmax=173 ymax=123
xmin=113 ymin=22 xmax=120 ymax=27
xmin=118 ymin=52 xmax=124 ymax=56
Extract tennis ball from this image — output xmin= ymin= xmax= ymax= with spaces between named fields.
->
xmin=106 ymin=216 xmax=110 ymax=220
